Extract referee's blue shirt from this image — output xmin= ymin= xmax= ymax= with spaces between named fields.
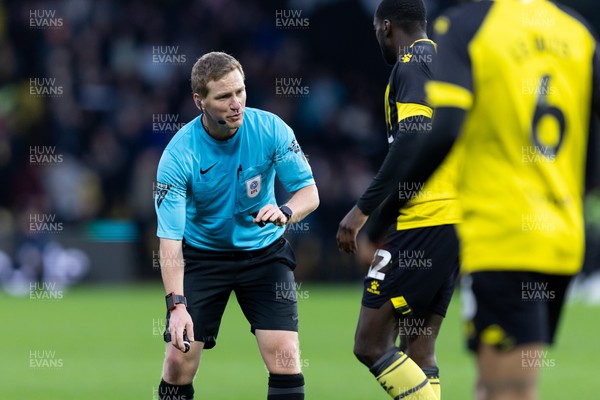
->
xmin=155 ymin=107 xmax=315 ymax=251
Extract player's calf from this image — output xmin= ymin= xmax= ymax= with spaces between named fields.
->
xmin=476 ymin=343 xmax=541 ymax=400
xmin=370 ymin=348 xmax=439 ymax=400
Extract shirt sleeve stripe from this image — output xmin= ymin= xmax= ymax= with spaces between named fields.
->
xmin=385 ymin=83 xmax=392 ymax=130
xmin=396 ymin=102 xmax=433 ymax=122
xmin=426 ymin=81 xmax=473 ymax=110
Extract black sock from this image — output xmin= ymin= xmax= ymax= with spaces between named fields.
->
xmin=267 ymin=373 xmax=305 ymax=399
xmin=158 ymin=379 xmax=195 ymax=400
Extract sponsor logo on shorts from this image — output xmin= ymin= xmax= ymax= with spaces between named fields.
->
xmin=367 ymin=280 xmax=380 ymax=295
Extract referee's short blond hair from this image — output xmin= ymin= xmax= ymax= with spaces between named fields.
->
xmin=191 ymin=52 xmax=245 ymax=98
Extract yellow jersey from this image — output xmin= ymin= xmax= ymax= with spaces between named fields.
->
xmin=427 ymin=0 xmax=598 ymax=275
xmin=384 ymin=39 xmax=461 ymax=231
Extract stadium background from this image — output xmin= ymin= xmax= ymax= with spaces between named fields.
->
xmin=1 ymin=0 xmax=600 ymax=398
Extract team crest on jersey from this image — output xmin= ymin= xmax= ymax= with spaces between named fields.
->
xmin=246 ymin=175 xmax=262 ymax=198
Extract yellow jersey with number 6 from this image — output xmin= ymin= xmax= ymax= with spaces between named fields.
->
xmin=426 ymin=0 xmax=598 ymax=275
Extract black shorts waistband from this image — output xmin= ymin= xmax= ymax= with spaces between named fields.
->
xmin=183 ymin=237 xmax=286 ymax=260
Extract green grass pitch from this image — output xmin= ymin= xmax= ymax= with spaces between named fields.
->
xmin=1 ymin=283 xmax=598 ymax=399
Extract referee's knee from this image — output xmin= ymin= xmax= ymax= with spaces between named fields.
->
xmin=162 ymin=346 xmax=201 ymax=384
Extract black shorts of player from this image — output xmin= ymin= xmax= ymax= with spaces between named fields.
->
xmin=165 ymin=237 xmax=299 ymax=350
xmin=362 ymin=224 xmax=459 ymax=318
xmin=462 ymin=271 xmax=572 ymax=352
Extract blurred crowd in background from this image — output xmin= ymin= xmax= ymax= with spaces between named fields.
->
xmin=1 ymin=0 xmax=600 ymax=290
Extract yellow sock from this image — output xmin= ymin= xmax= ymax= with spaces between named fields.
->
xmin=374 ymin=352 xmax=437 ymax=399
xmin=423 ymin=367 xmax=441 ymax=400
xmin=428 ymin=376 xmax=440 ymax=399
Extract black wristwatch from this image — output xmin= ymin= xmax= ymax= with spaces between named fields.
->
xmin=279 ymin=205 xmax=293 ymax=223
xmin=165 ymin=292 xmax=187 ymax=311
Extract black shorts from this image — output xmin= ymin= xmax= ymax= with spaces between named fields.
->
xmin=362 ymin=224 xmax=459 ymax=318
xmin=462 ymin=271 xmax=572 ymax=352
xmin=165 ymin=237 xmax=299 ymax=350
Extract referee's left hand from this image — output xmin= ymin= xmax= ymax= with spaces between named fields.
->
xmin=337 ymin=205 xmax=368 ymax=254
xmin=254 ymin=204 xmax=288 ymax=227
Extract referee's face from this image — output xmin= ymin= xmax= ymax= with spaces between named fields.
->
xmin=203 ymin=69 xmax=246 ymax=129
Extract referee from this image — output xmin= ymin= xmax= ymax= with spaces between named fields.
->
xmin=154 ymin=52 xmax=319 ymax=400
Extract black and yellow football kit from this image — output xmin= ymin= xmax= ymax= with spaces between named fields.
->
xmin=357 ymin=40 xmax=460 ymax=320
xmin=427 ymin=0 xmax=597 ymax=276
xmin=358 ymin=39 xmax=461 ymax=230
xmin=356 ymin=39 xmax=461 ymax=400
xmin=421 ymin=0 xmax=600 ymax=350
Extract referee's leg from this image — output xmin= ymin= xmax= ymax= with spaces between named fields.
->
xmin=159 ymin=342 xmax=203 ymax=399
xmin=257 ymin=330 xmax=305 ymax=399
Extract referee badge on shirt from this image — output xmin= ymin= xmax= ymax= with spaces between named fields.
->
xmin=246 ymin=175 xmax=262 ymax=198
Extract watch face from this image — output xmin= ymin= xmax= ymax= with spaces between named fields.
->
xmin=166 ymin=293 xmax=186 ymax=311
xmin=280 ymin=206 xmax=292 ymax=218
xmin=166 ymin=294 xmax=175 ymax=310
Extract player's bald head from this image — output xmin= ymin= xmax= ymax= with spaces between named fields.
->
xmin=375 ymin=0 xmax=427 ymax=34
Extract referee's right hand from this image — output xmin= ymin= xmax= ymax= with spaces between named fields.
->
xmin=168 ymin=305 xmax=194 ymax=353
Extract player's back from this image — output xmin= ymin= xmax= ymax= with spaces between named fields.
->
xmin=387 ymin=40 xmax=462 ymax=231
xmin=430 ymin=0 xmax=597 ymax=275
